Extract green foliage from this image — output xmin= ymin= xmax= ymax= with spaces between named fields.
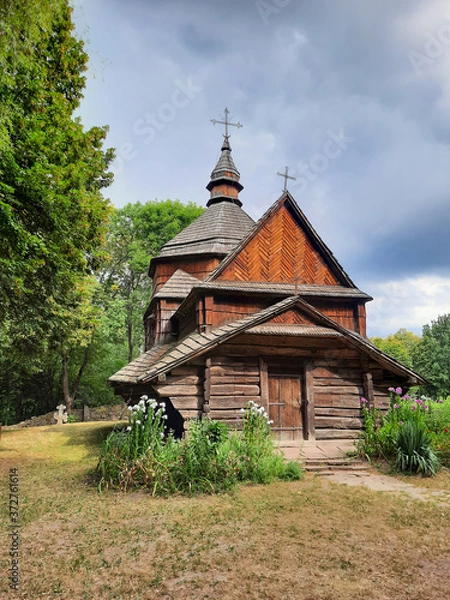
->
xmin=98 ymin=399 xmax=302 ymax=495
xmin=412 ymin=314 xmax=450 ymax=399
xmin=100 ymin=200 xmax=204 ymax=361
xmin=395 ymin=421 xmax=440 ymax=476
xmin=358 ymin=388 xmax=449 ymax=475
xmin=370 ymin=329 xmax=420 ymax=369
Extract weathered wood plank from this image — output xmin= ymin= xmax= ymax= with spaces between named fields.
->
xmin=312 ymin=385 xmax=363 ymax=395
xmin=315 ymin=417 xmax=363 ymax=429
xmin=210 ymin=366 xmax=259 ymax=377
xmin=211 ymin=357 xmax=259 ymax=367
xmin=154 ymin=384 xmax=203 ymax=396
xmin=312 ymin=367 xmax=362 ymax=379
xmin=168 ymin=396 xmax=202 ymax=410
xmin=209 ymin=395 xmax=261 ymax=405
xmin=314 ymin=377 xmax=361 ymax=387
xmin=315 ymin=407 xmax=362 ymax=417
xmin=210 ymin=376 xmax=260 ymax=385
xmin=314 ymin=394 xmax=361 ymax=408
xmin=304 ymin=360 xmax=315 ymax=440
xmin=210 ymin=384 xmax=260 ymax=396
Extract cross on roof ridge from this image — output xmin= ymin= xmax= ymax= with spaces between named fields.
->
xmin=277 ymin=165 xmax=296 ymax=192
xmin=211 ymin=107 xmax=243 ymax=139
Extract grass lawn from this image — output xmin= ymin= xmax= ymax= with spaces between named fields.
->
xmin=1 ymin=423 xmax=450 ymax=599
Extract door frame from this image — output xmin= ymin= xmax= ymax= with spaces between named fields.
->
xmin=259 ymin=357 xmax=315 ymax=440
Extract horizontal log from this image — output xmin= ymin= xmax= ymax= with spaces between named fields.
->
xmin=209 ymin=397 xmax=254 ymax=409
xmin=312 ymin=359 xmax=362 ymax=369
xmin=178 ymin=408 xmax=201 ymax=420
xmin=314 ymin=378 xmax=361 ymax=388
xmin=211 ymin=357 xmax=259 ymax=367
xmin=214 ymin=345 xmax=314 ymax=358
xmin=210 ymin=366 xmax=259 ymax=377
xmin=154 ymin=384 xmax=203 ymax=396
xmin=312 ymin=367 xmax=362 ymax=379
xmin=158 ymin=374 xmax=200 ymax=386
xmin=210 ymin=376 xmax=260 ymax=386
xmin=315 ymin=407 xmax=362 ymax=417
xmin=314 ymin=395 xmax=361 ymax=409
xmin=169 ymin=396 xmax=202 ymax=410
xmin=313 ymin=385 xmax=363 ymax=395
xmin=210 ymin=384 xmax=260 ymax=396
xmin=315 ymin=417 xmax=363 ymax=429
xmin=321 ymin=349 xmax=360 ymax=359
xmin=209 ymin=396 xmax=261 ymax=406
xmin=209 ymin=409 xmax=243 ymax=420
xmin=315 ymin=429 xmax=360 ymax=440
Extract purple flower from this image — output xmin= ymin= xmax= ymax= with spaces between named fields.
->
xmin=360 ymin=397 xmax=368 ymax=403
xmin=388 ymin=387 xmax=395 ymax=393
xmin=394 ymin=404 xmax=400 ymax=409
xmin=395 ymin=387 xmax=402 ymax=395
xmin=411 ymin=405 xmax=416 ymax=412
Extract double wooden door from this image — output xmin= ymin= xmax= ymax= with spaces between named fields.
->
xmin=268 ymin=373 xmax=304 ymax=440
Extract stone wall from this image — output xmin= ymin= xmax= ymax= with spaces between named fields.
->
xmin=6 ymin=403 xmax=128 ymax=428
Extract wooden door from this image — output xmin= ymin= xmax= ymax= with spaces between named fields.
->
xmin=268 ymin=374 xmax=304 ymax=440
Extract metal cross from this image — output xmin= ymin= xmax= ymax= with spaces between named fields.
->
xmin=211 ymin=107 xmax=243 ymax=138
xmin=277 ymin=166 xmax=297 ymax=192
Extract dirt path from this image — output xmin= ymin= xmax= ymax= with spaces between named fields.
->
xmin=327 ymin=469 xmax=450 ymax=505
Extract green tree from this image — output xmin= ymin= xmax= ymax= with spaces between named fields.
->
xmin=0 ymin=0 xmax=113 ymax=418
xmin=371 ymin=328 xmax=420 ymax=369
xmin=412 ymin=315 xmax=450 ymax=399
xmin=100 ymin=200 xmax=204 ymax=362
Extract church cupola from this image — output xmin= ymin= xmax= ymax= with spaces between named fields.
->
xmin=207 ymin=109 xmax=244 ymax=207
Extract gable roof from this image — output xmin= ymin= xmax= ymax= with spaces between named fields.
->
xmin=109 ymin=295 xmax=424 ymax=386
xmin=206 ymin=192 xmax=355 ymax=287
xmin=154 ymin=201 xmax=255 ymax=260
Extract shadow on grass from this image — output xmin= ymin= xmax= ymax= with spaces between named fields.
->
xmin=61 ymin=422 xmax=124 ymax=457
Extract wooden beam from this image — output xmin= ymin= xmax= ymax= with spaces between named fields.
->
xmin=259 ymin=357 xmax=269 ymax=412
xmin=304 ymin=360 xmax=315 ymax=441
xmin=203 ymin=358 xmax=211 ymax=416
xmin=362 ymin=372 xmax=375 ymax=408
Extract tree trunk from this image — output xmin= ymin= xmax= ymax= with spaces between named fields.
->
xmin=61 ymin=344 xmax=91 ymax=413
xmin=127 ymin=307 xmax=133 ymax=363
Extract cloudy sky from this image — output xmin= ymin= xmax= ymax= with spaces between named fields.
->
xmin=72 ymin=0 xmax=450 ymax=337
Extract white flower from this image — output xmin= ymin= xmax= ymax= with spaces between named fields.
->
xmin=160 ymin=432 xmax=164 ymax=438
xmin=126 ymin=426 xmax=132 ymax=431
xmin=268 ymin=420 xmax=274 ymax=425
xmin=240 ymin=408 xmax=246 ymax=414
xmin=127 ymin=406 xmax=133 ymax=411
xmin=162 ymin=415 xmax=168 ymax=420
xmin=159 ymin=402 xmax=166 ymax=408
xmin=135 ymin=420 xmax=141 ymax=425
xmin=141 ymin=395 xmax=148 ymax=402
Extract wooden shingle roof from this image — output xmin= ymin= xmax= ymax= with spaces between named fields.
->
xmin=153 ymin=269 xmax=200 ymax=299
xmin=156 ymin=201 xmax=255 ymax=259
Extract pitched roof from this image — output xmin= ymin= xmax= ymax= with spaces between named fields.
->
xmin=155 ymin=201 xmax=255 ymax=259
xmin=206 ymin=192 xmax=356 ymax=287
xmin=153 ymin=269 xmax=200 ymax=299
xmin=109 ymin=295 xmax=424 ymax=386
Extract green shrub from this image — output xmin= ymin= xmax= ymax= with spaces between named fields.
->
xmin=395 ymin=421 xmax=440 ymax=476
xmin=98 ymin=397 xmax=302 ymax=495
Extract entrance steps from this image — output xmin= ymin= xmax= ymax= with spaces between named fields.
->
xmin=277 ymin=438 xmax=371 ymax=476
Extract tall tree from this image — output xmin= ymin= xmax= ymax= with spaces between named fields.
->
xmin=412 ymin=315 xmax=450 ymax=399
xmin=371 ymin=328 xmax=420 ymax=369
xmin=100 ymin=200 xmax=204 ymax=362
xmin=0 ymin=0 xmax=113 ymax=417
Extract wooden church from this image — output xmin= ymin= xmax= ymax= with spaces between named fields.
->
xmin=109 ymin=118 xmax=424 ymax=440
